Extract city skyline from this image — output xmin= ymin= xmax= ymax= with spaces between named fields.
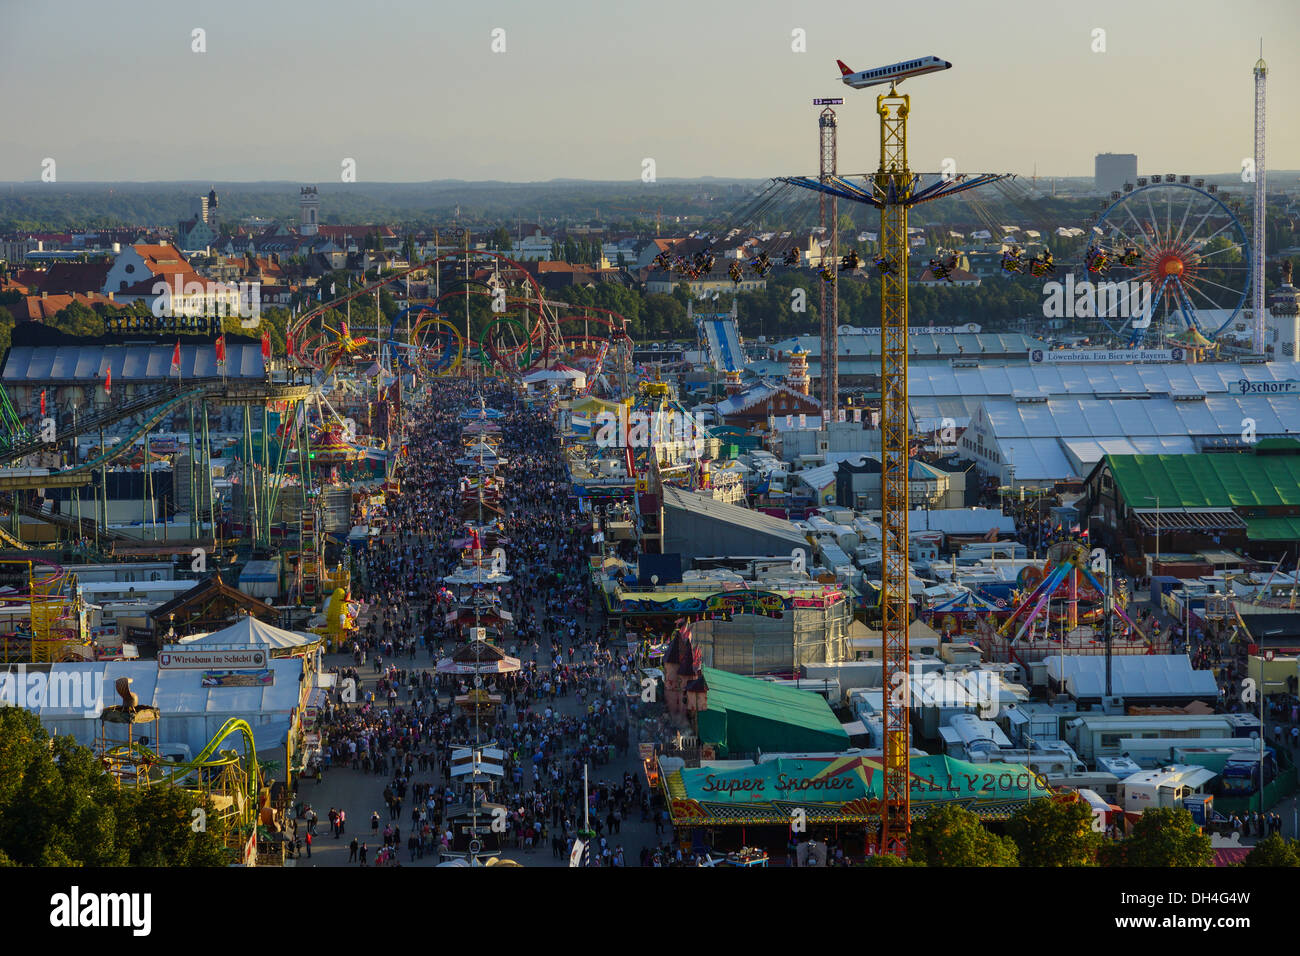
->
xmin=1 ymin=0 xmax=1297 ymax=183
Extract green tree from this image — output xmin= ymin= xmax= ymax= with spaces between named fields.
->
xmin=1242 ymin=834 xmax=1300 ymax=867
xmin=489 ymin=226 xmax=512 ymax=252
xmin=1006 ymin=796 xmax=1102 ymax=866
xmin=48 ymin=300 xmax=105 ymax=336
xmin=118 ymin=788 xmax=229 ymax=867
xmin=860 ymin=853 xmax=925 ymax=866
xmin=907 ymin=805 xmax=1019 ymax=867
xmin=1099 ymin=808 xmax=1213 ymax=867
xmin=0 ymin=709 xmax=229 ymax=866
xmin=0 ymin=306 xmax=13 ymax=356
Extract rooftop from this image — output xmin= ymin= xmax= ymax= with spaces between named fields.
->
xmin=1105 ymin=444 xmax=1300 ymax=510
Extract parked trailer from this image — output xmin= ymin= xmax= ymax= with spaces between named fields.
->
xmin=1119 ymin=765 xmax=1218 ymax=814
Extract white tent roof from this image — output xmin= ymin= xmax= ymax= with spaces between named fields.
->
xmin=1044 ymin=654 xmax=1219 ymax=700
xmin=178 ymin=615 xmax=317 ymax=650
xmin=523 ymin=368 xmax=587 ymax=387
xmin=6 ymin=658 xmax=306 ymax=755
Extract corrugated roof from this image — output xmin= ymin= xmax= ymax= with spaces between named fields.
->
xmin=3 ymin=343 xmax=264 ymax=382
xmin=981 ymin=395 xmax=1298 ymax=441
xmin=1107 ymin=448 xmax=1300 ymax=510
xmin=1045 ymin=654 xmax=1219 ymax=699
xmin=773 ymin=332 xmax=1035 ymax=358
xmin=997 ymin=437 xmax=1077 ymax=481
xmin=662 ymin=486 xmax=807 ymax=546
xmin=911 ymin=362 xmax=1296 ymax=399
xmin=1246 ymin=516 xmax=1300 ymax=541
xmin=699 ymin=666 xmax=848 ymax=737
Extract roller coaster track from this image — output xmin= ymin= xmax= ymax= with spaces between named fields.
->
xmin=0 ymin=522 xmax=26 ymax=550
xmin=0 ymin=492 xmax=132 ymax=545
xmin=2 ymin=379 xmax=309 ymax=469
xmin=105 ymin=717 xmax=260 ymax=827
xmin=0 ymin=379 xmax=307 ymax=543
xmin=1 ymin=383 xmax=196 ymax=464
xmin=63 ymin=387 xmax=208 ymax=477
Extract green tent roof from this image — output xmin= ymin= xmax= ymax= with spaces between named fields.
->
xmin=696 ymin=666 xmax=848 ymax=756
xmin=1247 ymin=516 xmax=1300 ymax=542
xmin=1107 ymin=448 xmax=1300 ymax=510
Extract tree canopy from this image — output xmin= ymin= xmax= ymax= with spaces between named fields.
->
xmin=906 ymin=804 xmax=1019 ymax=867
xmin=1005 ymin=795 xmax=1102 ymax=866
xmin=1242 ymin=834 xmax=1300 ymax=867
xmin=1098 ymin=807 xmax=1213 ymax=867
xmin=0 ymin=708 xmax=229 ymax=867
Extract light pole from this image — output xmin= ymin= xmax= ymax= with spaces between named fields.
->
xmin=1257 ymin=663 xmax=1284 ymax=817
xmin=1142 ymin=495 xmax=1160 ymax=577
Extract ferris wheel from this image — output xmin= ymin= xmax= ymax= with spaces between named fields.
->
xmin=1082 ymin=178 xmax=1251 ymax=344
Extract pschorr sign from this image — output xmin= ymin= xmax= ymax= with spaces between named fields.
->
xmin=157 ymin=648 xmax=268 ymax=669
xmin=1229 ymin=379 xmax=1300 ymax=396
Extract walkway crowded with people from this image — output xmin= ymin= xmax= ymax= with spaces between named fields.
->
xmin=293 ymin=378 xmax=669 ymax=866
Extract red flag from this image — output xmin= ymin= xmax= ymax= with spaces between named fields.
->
xmin=104 ymin=367 xmax=111 ymax=397
xmin=261 ymin=330 xmax=271 ymax=361
xmin=39 ymin=390 xmax=45 ymax=416
xmin=170 ymin=340 xmax=181 ymax=376
xmin=215 ymin=335 xmax=227 ymax=367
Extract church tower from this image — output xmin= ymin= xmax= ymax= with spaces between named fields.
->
xmin=300 ymin=186 xmax=320 ymax=236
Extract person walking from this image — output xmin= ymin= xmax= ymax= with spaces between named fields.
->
xmin=304 ymin=830 xmax=312 ymax=858
xmin=349 ymin=837 xmax=358 ymax=862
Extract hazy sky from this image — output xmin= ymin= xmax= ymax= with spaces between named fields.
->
xmin=2 ymin=0 xmax=1296 ymax=183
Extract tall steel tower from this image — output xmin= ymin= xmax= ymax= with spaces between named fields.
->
xmin=1253 ymin=48 xmax=1267 ymax=355
xmin=784 ymin=71 xmax=1010 ymax=853
xmin=819 ymin=105 xmax=839 ymax=414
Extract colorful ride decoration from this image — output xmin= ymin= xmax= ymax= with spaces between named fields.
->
xmin=387 ymin=306 xmax=465 ymax=375
xmin=289 ymin=251 xmax=558 ymax=376
xmin=0 ymin=560 xmax=87 ymax=664
xmin=922 ymin=588 xmax=999 ymax=637
xmin=307 ymin=422 xmax=366 ymax=465
xmin=315 ymin=321 xmax=370 ymax=377
xmin=997 ymin=543 xmax=1144 ymax=644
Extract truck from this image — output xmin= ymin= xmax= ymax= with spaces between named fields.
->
xmin=1220 ymin=748 xmax=1276 ymax=797
xmin=1119 ymin=765 xmax=1218 ymax=814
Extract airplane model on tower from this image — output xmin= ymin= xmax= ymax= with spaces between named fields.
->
xmin=837 ymin=56 xmax=951 ymax=89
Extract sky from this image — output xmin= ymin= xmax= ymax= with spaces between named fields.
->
xmin=1 ymin=0 xmax=1297 ymax=183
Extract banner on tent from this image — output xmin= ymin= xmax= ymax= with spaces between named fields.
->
xmin=202 ymin=669 xmax=274 ymax=687
xmin=158 ymin=648 xmax=268 ymax=669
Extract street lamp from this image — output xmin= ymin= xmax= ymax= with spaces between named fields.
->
xmin=1256 ymin=661 xmax=1285 ymax=818
xmin=1141 ymin=495 xmax=1160 ymax=575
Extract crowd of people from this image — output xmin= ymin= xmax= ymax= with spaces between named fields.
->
xmin=307 ymin=378 xmax=666 ymax=865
